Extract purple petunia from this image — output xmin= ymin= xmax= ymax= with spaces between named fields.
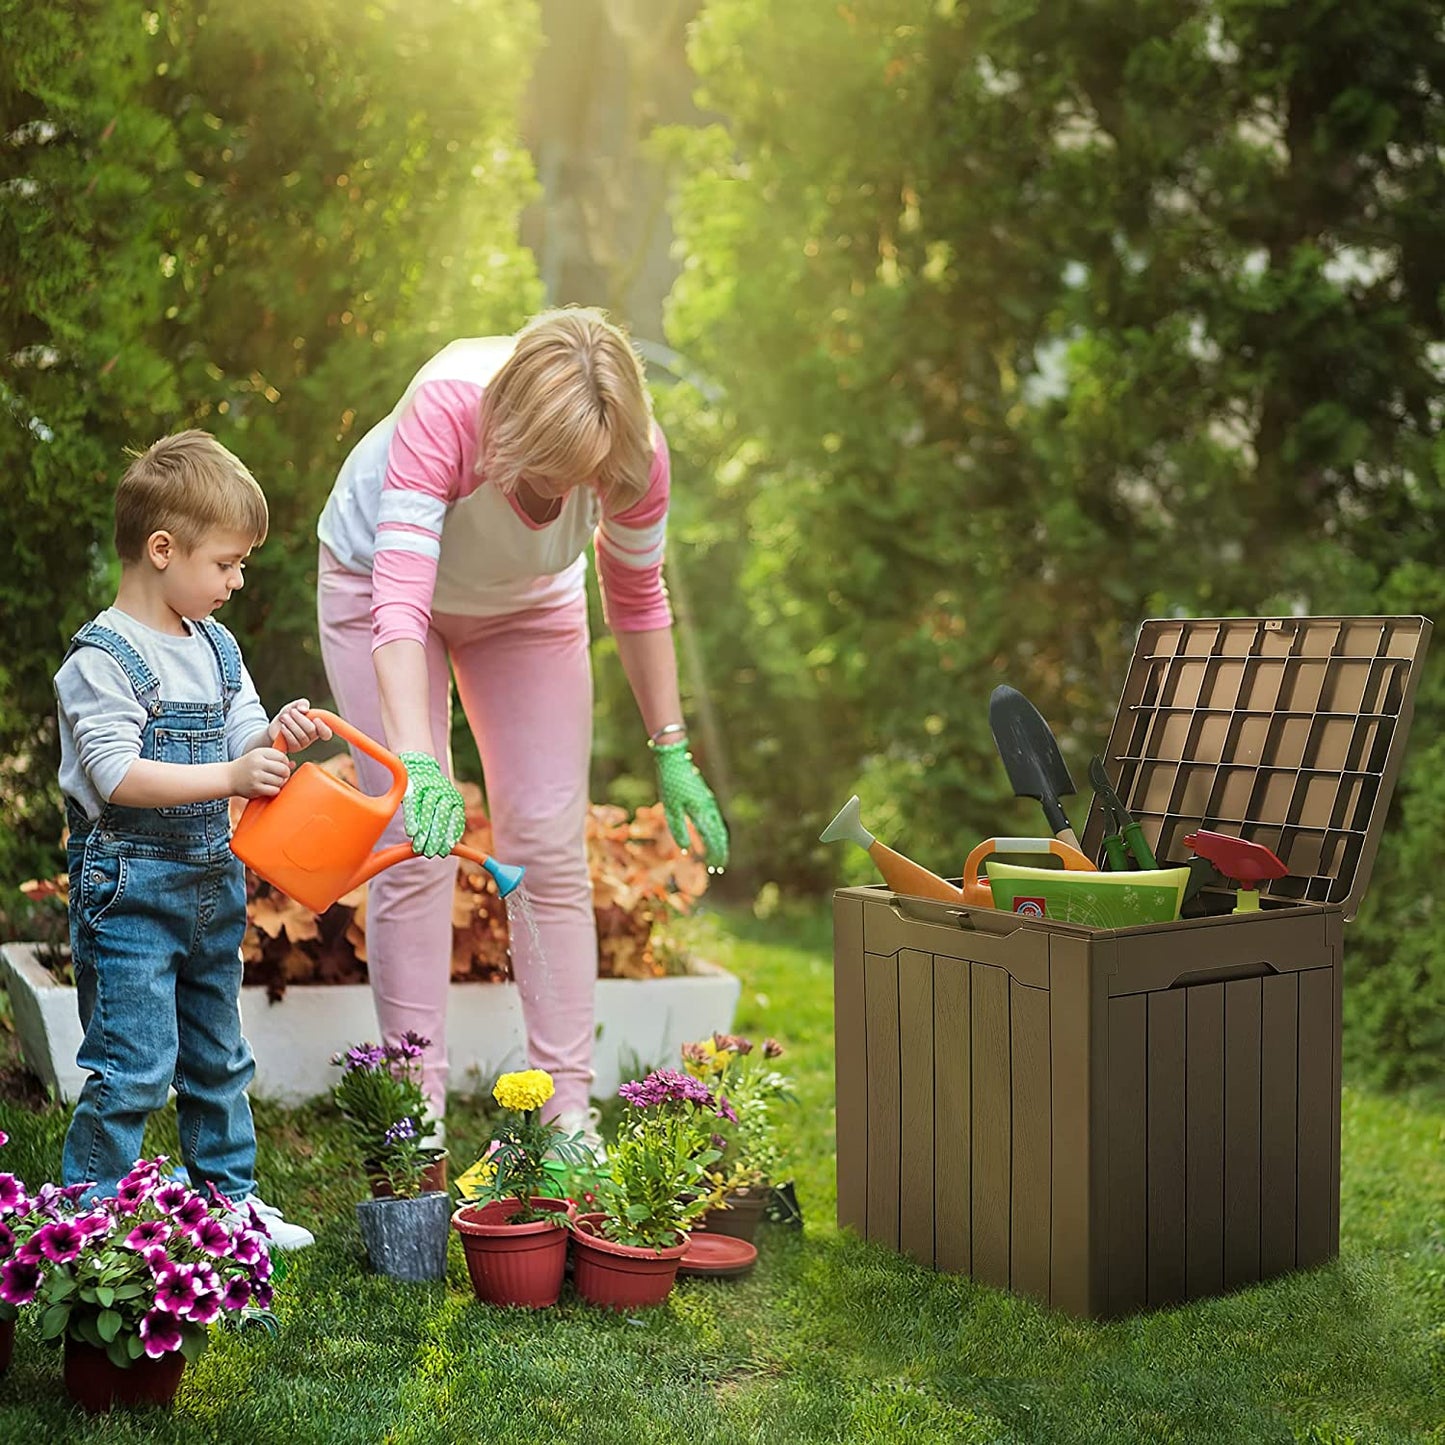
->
xmin=251 ymin=1279 xmax=274 ymax=1310
xmin=204 ymin=1181 xmax=235 ymax=1212
xmin=229 ymin=1230 xmax=267 ymax=1268
xmin=617 ymin=1069 xmax=717 ymax=1110
xmin=220 ymin=1274 xmax=251 ymax=1311
xmin=172 ymin=1195 xmax=209 ymax=1230
xmin=154 ymin=1268 xmax=203 ymax=1315
xmin=0 ymin=1174 xmax=26 ymax=1215
xmin=35 ymin=1219 xmax=86 ymax=1264
xmin=138 ymin=1308 xmax=183 ymax=1358
xmin=125 ymin=1220 xmax=171 ymax=1252
xmin=114 ymin=1175 xmax=154 ymax=1211
xmin=0 ymin=1222 xmax=13 ymax=1261
xmin=153 ymin=1181 xmax=189 ymax=1216
xmin=0 ymin=1130 xmax=7 ymax=1147
xmin=186 ymin=1289 xmax=222 ymax=1326
xmin=75 ymin=1210 xmax=114 ymax=1243
xmin=188 ymin=1217 xmax=233 ymax=1257
xmin=0 ymin=1257 xmax=43 ymax=1306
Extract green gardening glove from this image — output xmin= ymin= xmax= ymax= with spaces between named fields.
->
xmin=653 ymin=740 xmax=730 ymax=870
xmin=398 ymin=752 xmax=467 ymax=859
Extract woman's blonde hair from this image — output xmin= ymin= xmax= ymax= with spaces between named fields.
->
xmin=478 ymin=307 xmax=654 ymax=510
xmin=114 ymin=430 xmax=269 ymax=563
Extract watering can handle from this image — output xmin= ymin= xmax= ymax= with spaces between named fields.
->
xmin=962 ymin=836 xmax=1097 ymax=894
xmin=272 ymin=709 xmax=410 ymax=814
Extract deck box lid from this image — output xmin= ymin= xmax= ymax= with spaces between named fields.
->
xmin=1081 ymin=615 xmax=1431 ymax=921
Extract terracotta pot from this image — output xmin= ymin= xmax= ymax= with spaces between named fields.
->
xmin=0 ymin=1317 xmax=13 ymax=1375
xmin=63 ymin=1338 xmax=186 ymax=1414
xmin=452 ymin=1197 xmax=575 ymax=1308
xmin=694 ymin=1185 xmax=768 ymax=1243
xmin=570 ymin=1212 xmax=688 ymax=1311
xmin=355 ymin=1190 xmax=452 ymax=1281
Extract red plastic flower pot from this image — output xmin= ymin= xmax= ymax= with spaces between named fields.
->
xmin=570 ymin=1212 xmax=689 ymax=1311
xmin=452 ymin=1197 xmax=575 ymax=1308
xmin=63 ymin=1338 xmax=187 ymax=1414
xmin=695 ymin=1186 xmax=768 ymax=1243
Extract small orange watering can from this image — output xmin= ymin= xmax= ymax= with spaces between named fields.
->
xmin=231 ymin=709 xmax=524 ymax=914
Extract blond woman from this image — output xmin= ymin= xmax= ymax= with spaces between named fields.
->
xmin=315 ymin=309 xmax=728 ymax=1153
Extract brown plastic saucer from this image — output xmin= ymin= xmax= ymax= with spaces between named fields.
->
xmin=677 ymin=1232 xmax=757 ymax=1278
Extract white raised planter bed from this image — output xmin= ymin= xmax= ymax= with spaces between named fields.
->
xmin=1 ymin=942 xmax=740 ymax=1106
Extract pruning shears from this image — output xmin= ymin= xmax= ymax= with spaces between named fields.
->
xmin=1088 ymin=756 xmax=1158 ymax=871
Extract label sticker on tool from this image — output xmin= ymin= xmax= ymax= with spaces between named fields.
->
xmin=1013 ymin=896 xmax=1047 ymax=918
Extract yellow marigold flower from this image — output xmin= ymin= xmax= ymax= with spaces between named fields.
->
xmin=493 ymin=1069 xmax=555 ymax=1113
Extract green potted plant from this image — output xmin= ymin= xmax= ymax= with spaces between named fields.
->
xmin=332 ymin=1034 xmax=450 ymax=1281
xmin=681 ymin=1033 xmax=794 ymax=1243
xmin=571 ymin=1070 xmax=724 ymax=1310
xmin=451 ymin=1069 xmax=592 ymax=1309
xmin=0 ymin=1154 xmax=273 ymax=1412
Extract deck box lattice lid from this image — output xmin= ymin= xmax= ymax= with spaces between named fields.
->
xmin=1080 ymin=615 xmax=1432 ymax=920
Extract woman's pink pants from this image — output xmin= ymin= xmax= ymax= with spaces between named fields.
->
xmin=317 ymin=547 xmax=597 ymax=1120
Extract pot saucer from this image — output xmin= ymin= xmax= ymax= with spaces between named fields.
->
xmin=677 ymin=1232 xmax=757 ymax=1279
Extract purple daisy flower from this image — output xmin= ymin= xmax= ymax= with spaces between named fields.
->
xmin=383 ymin=1117 xmax=417 ymax=1146
xmin=220 ymin=1274 xmax=251 ymax=1311
xmin=154 ymin=1268 xmax=203 ymax=1315
xmin=125 ymin=1220 xmax=171 ymax=1252
xmin=0 ymin=1174 xmax=26 ymax=1215
xmin=188 ymin=1217 xmax=233 ymax=1257
xmin=715 ymin=1095 xmax=739 ymax=1124
xmin=0 ymin=1257 xmax=43 ymax=1306
xmin=186 ymin=1289 xmax=222 ymax=1326
xmin=389 ymin=1030 xmax=430 ymax=1061
xmin=138 ymin=1308 xmax=183 ymax=1358
xmin=153 ymin=1181 xmax=189 ymax=1216
xmin=618 ymin=1069 xmax=717 ymax=1110
xmin=343 ymin=1043 xmax=387 ymax=1071
xmin=36 ymin=1219 xmax=86 ymax=1264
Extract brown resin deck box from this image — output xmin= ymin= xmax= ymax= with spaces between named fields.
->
xmin=833 ymin=615 xmax=1431 ymax=1317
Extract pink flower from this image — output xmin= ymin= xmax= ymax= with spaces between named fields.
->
xmin=173 ymin=1195 xmax=209 ymax=1230
xmin=154 ymin=1268 xmax=203 ymax=1316
xmin=252 ymin=1279 xmax=274 ymax=1310
xmin=75 ymin=1210 xmax=113 ymax=1243
xmin=0 ymin=1130 xmax=8 ymax=1147
xmin=153 ymin=1182 xmax=189 ymax=1216
xmin=188 ymin=1217 xmax=233 ymax=1257
xmin=229 ymin=1231 xmax=267 ymax=1268
xmin=187 ymin=1290 xmax=222 ymax=1326
xmin=0 ymin=1257 xmax=43 ymax=1306
xmin=138 ymin=1308 xmax=183 ymax=1358
xmin=762 ymin=1038 xmax=784 ymax=1059
xmin=221 ymin=1275 xmax=251 ymax=1311
xmin=0 ymin=1174 xmax=26 ymax=1215
xmin=125 ymin=1220 xmax=171 ymax=1252
xmin=36 ymin=1220 xmax=86 ymax=1264
xmin=114 ymin=1175 xmax=154 ymax=1211
xmin=141 ymin=1244 xmax=171 ymax=1272
xmin=0 ymin=1223 xmax=13 ymax=1261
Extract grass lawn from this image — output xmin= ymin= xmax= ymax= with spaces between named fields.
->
xmin=0 ymin=903 xmax=1440 ymax=1443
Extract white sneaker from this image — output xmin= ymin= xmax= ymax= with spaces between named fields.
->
xmin=232 ymin=1195 xmax=316 ymax=1251
xmin=552 ymin=1106 xmax=606 ymax=1165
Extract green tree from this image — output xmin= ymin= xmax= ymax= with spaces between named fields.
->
xmin=664 ymin=0 xmax=1443 ymax=1078
xmin=0 ymin=0 xmax=543 ymax=887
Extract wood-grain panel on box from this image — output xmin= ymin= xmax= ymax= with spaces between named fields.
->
xmin=864 ymin=950 xmax=900 ymax=1250
xmin=1185 ymin=982 xmax=1225 ymax=1298
xmin=898 ymin=949 xmax=935 ymax=1265
xmin=1295 ymin=967 xmax=1336 ymax=1268
xmin=970 ymin=962 xmax=1011 ymax=1289
xmin=1009 ymin=980 xmax=1051 ymax=1304
xmin=1259 ymin=972 xmax=1299 ymax=1276
xmin=1107 ymin=993 xmax=1148 ymax=1316
xmin=833 ymin=896 xmax=867 ymax=1236
xmin=933 ymin=956 xmax=971 ymax=1275
xmin=1147 ymin=991 xmax=1187 ymax=1306
xmin=1223 ymin=978 xmax=1263 ymax=1290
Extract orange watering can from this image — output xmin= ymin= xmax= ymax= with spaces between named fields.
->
xmin=231 ymin=709 xmax=525 ymax=914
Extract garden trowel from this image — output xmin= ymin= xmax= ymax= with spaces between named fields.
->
xmin=988 ymin=685 xmax=1081 ymax=850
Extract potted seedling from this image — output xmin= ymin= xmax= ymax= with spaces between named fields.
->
xmin=571 ymin=1070 xmax=725 ymax=1310
xmin=332 ymin=1034 xmax=451 ymax=1282
xmin=0 ymin=1154 xmax=272 ymax=1413
xmin=451 ymin=1069 xmax=593 ymax=1309
xmin=681 ymin=1033 xmax=794 ymax=1243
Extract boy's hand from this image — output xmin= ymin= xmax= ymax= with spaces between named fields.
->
xmin=230 ymin=749 xmax=292 ymax=799
xmin=269 ymin=698 xmax=333 ymax=751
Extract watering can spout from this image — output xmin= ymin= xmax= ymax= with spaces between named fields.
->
xmin=484 ymin=858 xmax=526 ymax=899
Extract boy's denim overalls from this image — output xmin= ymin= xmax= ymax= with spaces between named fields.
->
xmin=61 ymin=619 xmax=258 ymax=1203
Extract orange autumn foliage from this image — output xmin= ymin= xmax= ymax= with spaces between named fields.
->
xmin=23 ymin=752 xmax=710 ymax=1001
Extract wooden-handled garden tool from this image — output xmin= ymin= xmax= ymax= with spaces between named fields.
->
xmin=988 ymin=685 xmax=1080 ymax=850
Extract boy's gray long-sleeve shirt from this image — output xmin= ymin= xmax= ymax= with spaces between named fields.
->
xmin=55 ymin=606 xmax=271 ymax=820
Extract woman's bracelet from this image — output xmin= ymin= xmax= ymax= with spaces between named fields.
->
xmin=648 ymin=722 xmax=688 ymax=749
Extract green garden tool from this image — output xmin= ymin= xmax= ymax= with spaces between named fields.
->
xmin=1088 ymin=755 xmax=1157 ymax=871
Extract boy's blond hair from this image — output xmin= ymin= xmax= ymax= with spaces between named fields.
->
xmin=114 ymin=430 xmax=269 ymax=564
xmin=477 ymin=307 xmax=654 ymax=510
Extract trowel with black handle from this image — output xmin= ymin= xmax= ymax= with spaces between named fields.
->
xmin=988 ymin=685 xmax=1081 ymax=850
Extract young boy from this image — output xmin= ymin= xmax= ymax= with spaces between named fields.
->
xmin=54 ymin=430 xmax=329 ymax=1249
